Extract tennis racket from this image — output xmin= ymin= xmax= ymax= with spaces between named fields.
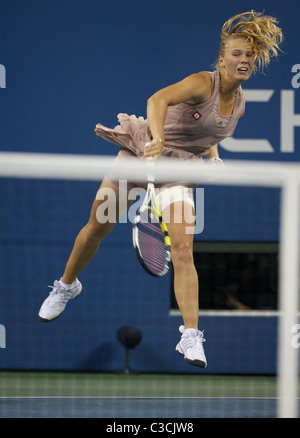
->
xmin=132 ymin=151 xmax=171 ymax=277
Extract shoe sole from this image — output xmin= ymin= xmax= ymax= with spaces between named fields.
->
xmin=38 ymin=313 xmax=62 ymax=323
xmin=38 ymin=285 xmax=82 ymax=323
xmin=176 ymin=344 xmax=184 ymax=355
xmin=184 ymin=356 xmax=207 ymax=368
xmin=176 ymin=345 xmax=207 ymax=368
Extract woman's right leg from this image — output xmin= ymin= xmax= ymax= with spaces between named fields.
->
xmin=38 ymin=177 xmax=132 ymax=322
xmin=61 ymin=177 xmax=131 ymax=284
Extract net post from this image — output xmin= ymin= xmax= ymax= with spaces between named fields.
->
xmin=277 ymin=177 xmax=300 ymax=418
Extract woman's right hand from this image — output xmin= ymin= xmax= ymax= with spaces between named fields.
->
xmin=143 ymin=138 xmax=164 ymax=160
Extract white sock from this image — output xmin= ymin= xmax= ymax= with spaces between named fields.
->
xmin=59 ymin=278 xmax=76 ymax=289
xmin=184 ymin=328 xmax=198 ymax=336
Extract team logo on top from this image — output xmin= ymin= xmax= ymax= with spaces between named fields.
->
xmin=193 ymin=111 xmax=201 ymax=120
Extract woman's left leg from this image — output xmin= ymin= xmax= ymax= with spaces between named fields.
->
xmin=162 ymin=200 xmax=199 ymax=329
xmin=163 ymin=199 xmax=207 ymax=368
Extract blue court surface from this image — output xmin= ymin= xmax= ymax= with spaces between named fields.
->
xmin=1 ymin=372 xmax=298 ymax=418
xmin=0 ymin=396 xmax=279 ymax=418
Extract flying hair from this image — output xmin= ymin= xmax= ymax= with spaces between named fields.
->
xmin=218 ymin=10 xmax=283 ymax=73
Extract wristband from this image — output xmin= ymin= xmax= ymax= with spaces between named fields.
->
xmin=208 ymin=157 xmax=224 ymax=166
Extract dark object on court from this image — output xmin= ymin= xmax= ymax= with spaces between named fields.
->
xmin=117 ymin=326 xmax=142 ymax=374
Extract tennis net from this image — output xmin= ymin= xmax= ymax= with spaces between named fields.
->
xmin=0 ymin=152 xmax=299 ymax=418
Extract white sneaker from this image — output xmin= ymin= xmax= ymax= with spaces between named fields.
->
xmin=38 ymin=279 xmax=82 ymax=322
xmin=176 ymin=325 xmax=207 ymax=368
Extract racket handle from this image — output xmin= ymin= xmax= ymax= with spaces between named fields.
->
xmin=145 ymin=142 xmax=155 ymax=183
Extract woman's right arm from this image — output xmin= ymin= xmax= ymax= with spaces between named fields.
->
xmin=144 ymin=72 xmax=212 ymax=159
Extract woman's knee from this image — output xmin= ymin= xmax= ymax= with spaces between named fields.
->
xmin=84 ymin=220 xmax=114 ymax=242
xmin=171 ymin=240 xmax=194 ymax=266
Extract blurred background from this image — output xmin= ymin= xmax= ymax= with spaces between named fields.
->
xmin=0 ymin=0 xmax=299 ymax=376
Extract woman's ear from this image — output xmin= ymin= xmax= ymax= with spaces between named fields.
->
xmin=218 ymin=55 xmax=224 ymax=69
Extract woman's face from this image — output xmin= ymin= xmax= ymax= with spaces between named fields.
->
xmin=218 ymin=37 xmax=255 ymax=83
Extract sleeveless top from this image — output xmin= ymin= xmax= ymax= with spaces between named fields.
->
xmin=95 ymin=70 xmax=245 ymax=161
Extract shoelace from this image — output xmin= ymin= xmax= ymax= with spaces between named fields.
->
xmin=180 ymin=326 xmax=206 ymax=354
xmin=179 ymin=325 xmax=205 ymax=341
xmin=47 ymin=281 xmax=74 ymax=304
xmin=194 ymin=331 xmax=206 ymax=353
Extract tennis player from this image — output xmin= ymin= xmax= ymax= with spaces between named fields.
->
xmin=39 ymin=11 xmax=282 ymax=368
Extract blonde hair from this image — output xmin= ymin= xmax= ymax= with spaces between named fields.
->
xmin=218 ymin=10 xmax=283 ymax=72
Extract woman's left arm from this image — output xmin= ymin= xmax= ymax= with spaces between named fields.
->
xmin=206 ymin=143 xmax=220 ymax=159
xmin=206 ymin=143 xmax=224 ymax=166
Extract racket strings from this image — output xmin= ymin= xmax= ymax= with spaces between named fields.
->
xmin=138 ymin=220 xmax=168 ymax=275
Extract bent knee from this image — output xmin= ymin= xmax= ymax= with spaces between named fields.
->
xmin=84 ymin=220 xmax=115 ymax=242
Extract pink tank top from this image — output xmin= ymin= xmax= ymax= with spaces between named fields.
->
xmin=95 ymin=70 xmax=245 ymax=160
xmin=163 ymin=70 xmax=245 ymax=157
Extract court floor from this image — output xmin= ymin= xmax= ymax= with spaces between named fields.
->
xmin=0 ymin=371 xmax=299 ymax=418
